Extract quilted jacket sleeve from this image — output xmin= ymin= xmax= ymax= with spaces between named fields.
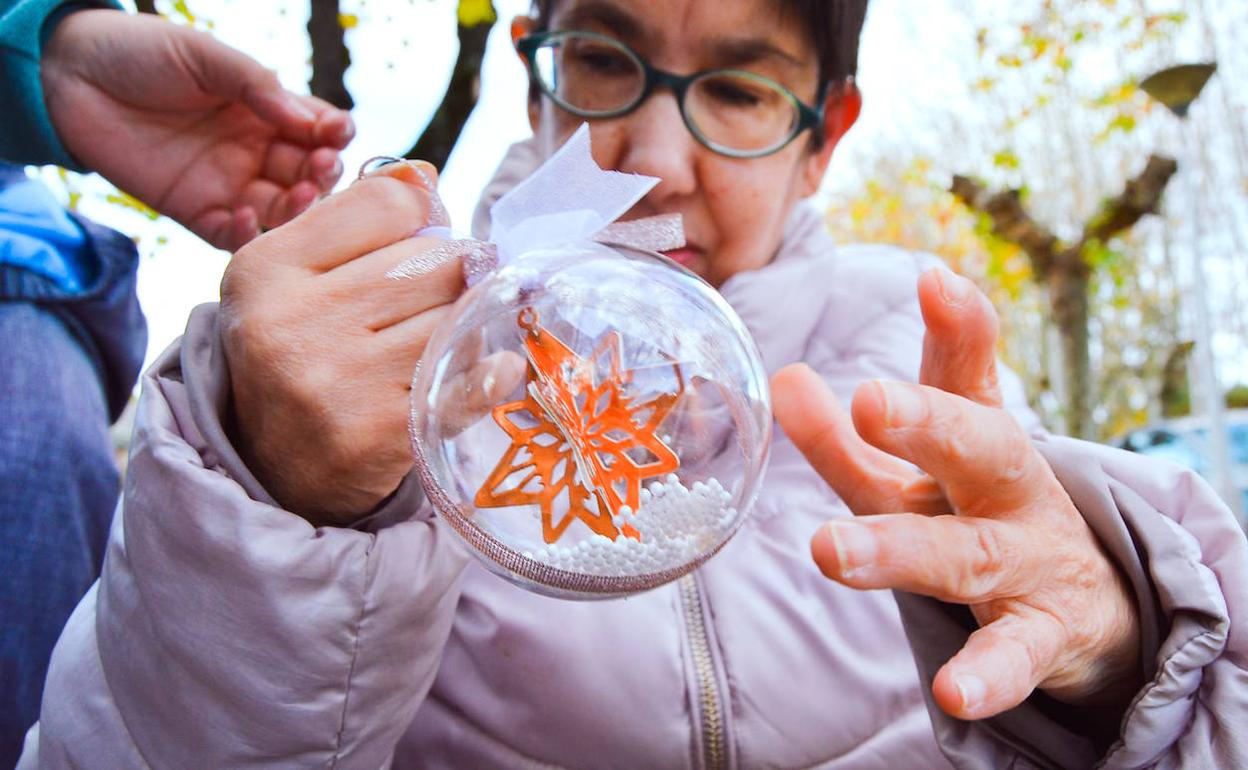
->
xmin=20 ymin=303 xmax=469 ymax=769
xmin=896 ymin=437 xmax=1248 ymax=769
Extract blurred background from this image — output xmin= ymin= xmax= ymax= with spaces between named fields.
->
xmin=37 ymin=0 xmax=1246 ymax=516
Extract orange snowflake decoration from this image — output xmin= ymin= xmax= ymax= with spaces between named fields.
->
xmin=474 ymin=307 xmax=685 ymax=544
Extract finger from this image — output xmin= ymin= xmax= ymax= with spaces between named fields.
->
xmin=932 ymin=613 xmax=1061 ymax=719
xmin=192 ymin=206 xmax=259 ymax=251
xmin=899 ymin=473 xmax=950 ymax=516
xmin=261 ymin=143 xmax=343 ymax=192
xmin=243 ymin=173 xmax=435 ymax=272
xmin=354 ymin=158 xmax=450 ymax=228
xmin=238 ymin=178 xmax=320 ymax=231
xmin=851 ymin=380 xmax=1048 ymax=514
xmin=180 ymin=28 xmax=355 ymax=150
xmin=324 ymin=236 xmax=468 ymax=332
xmin=772 ymin=363 xmax=942 ymax=516
xmin=917 ymin=269 xmax=1003 ymax=407
xmin=177 ymin=29 xmax=318 ymax=133
xmin=440 ymin=352 xmax=529 ymax=435
xmin=295 ymin=95 xmax=356 ymax=149
xmin=810 ymin=514 xmax=1034 ymax=601
xmin=373 ymin=303 xmax=456 ymax=383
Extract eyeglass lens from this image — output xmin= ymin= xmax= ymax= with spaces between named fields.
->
xmin=532 ymin=32 xmax=802 ymax=155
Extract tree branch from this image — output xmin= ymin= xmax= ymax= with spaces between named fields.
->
xmin=950 ymin=175 xmax=1060 ymax=277
xmin=134 ymin=0 xmax=158 ymax=15
xmin=1080 ymin=154 xmax=1178 ymax=246
xmin=307 ymin=0 xmax=354 ymax=110
xmin=405 ymin=0 xmax=496 ymax=169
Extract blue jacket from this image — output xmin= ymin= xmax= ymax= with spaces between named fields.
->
xmin=0 ymin=0 xmax=144 ymax=421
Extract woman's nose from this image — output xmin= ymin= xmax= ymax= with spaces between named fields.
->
xmin=612 ymin=91 xmax=699 ymax=202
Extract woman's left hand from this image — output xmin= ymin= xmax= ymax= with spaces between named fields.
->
xmin=772 ymin=268 xmax=1140 ymax=720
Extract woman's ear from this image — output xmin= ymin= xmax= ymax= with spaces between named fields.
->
xmin=511 ymin=16 xmax=541 ymax=131
xmin=799 ymin=79 xmax=862 ymax=197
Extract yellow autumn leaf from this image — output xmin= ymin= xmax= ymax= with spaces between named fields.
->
xmin=105 ymin=191 xmax=160 ymax=221
xmin=339 ymin=12 xmax=358 ymax=29
xmin=172 ymin=0 xmax=195 ymax=24
xmin=457 ymin=0 xmax=497 ymax=27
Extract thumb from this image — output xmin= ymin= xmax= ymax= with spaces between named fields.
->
xmin=176 ymin=27 xmax=330 ymax=144
xmin=917 ymin=269 xmax=1003 ymax=407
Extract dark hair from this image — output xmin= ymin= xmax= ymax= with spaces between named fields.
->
xmin=529 ymin=0 xmax=870 ymax=99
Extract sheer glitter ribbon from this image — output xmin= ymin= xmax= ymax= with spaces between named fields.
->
xmin=386 ymin=124 xmax=685 ymax=286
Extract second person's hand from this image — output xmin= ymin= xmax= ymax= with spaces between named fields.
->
xmin=41 ymin=9 xmax=354 ymax=250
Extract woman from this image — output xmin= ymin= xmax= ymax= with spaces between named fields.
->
xmin=21 ymin=1 xmax=1246 ymax=768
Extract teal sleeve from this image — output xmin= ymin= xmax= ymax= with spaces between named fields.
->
xmin=0 ymin=0 xmax=123 ymax=169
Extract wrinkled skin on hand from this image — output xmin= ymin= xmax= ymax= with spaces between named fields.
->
xmin=773 ymin=269 xmax=1141 ymax=720
xmin=42 ymin=9 xmax=353 ymax=250
xmin=219 ymin=163 xmax=509 ymax=525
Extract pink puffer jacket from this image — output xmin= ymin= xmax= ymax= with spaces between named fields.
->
xmin=20 ymin=141 xmax=1248 ymax=769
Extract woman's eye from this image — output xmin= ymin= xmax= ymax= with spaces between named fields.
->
xmin=571 ymin=46 xmax=635 ymax=76
xmin=704 ymin=80 xmax=765 ymax=108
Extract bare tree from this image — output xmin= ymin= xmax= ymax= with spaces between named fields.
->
xmin=952 ymin=155 xmax=1178 ymax=437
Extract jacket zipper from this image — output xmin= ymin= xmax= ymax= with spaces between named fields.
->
xmin=679 ymin=573 xmax=727 ymax=770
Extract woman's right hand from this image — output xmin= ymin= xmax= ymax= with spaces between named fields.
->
xmin=219 ymin=162 xmax=463 ymax=525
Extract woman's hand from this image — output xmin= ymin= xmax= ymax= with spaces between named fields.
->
xmin=772 ymin=269 xmax=1141 ymax=719
xmin=220 ymin=162 xmax=463 ymax=525
xmin=41 ymin=10 xmax=353 ymax=250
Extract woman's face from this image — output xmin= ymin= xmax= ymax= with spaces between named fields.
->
xmin=523 ymin=0 xmax=858 ymax=287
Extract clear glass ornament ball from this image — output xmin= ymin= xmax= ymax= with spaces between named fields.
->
xmin=410 ymin=242 xmax=771 ymax=599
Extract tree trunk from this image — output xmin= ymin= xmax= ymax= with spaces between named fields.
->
xmin=307 ymin=0 xmax=354 ymax=110
xmin=404 ymin=1 xmax=496 ymax=169
xmin=1048 ymin=253 xmax=1092 ymax=437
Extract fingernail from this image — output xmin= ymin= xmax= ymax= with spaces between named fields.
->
xmin=482 ymin=373 xmax=498 ymax=399
xmin=955 ymin=673 xmax=987 ymax=713
xmin=357 ymin=158 xmax=435 ymax=190
xmin=879 ymin=382 xmax=926 ymax=428
xmin=821 ymin=520 xmax=877 ymax=577
xmin=409 ymin=160 xmax=439 ymax=187
xmin=408 ymin=162 xmax=451 ymax=228
xmin=322 ymin=157 xmax=343 ymax=184
xmin=937 ymin=269 xmax=974 ymax=307
xmin=338 ymin=116 xmax=356 ymax=143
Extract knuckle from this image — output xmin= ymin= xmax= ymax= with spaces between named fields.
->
xmin=939 ymin=424 xmax=978 ymax=469
xmin=954 ymin=522 xmax=1009 ymax=596
xmin=993 ymin=432 xmax=1033 ymax=486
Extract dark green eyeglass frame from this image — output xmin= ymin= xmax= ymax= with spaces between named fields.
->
xmin=517 ymin=30 xmax=825 ymax=159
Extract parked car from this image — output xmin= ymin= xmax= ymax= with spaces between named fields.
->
xmin=1115 ymin=409 xmax=1248 ymax=517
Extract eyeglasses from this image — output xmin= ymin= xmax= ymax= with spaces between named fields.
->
xmin=517 ymin=30 xmax=825 ymax=159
